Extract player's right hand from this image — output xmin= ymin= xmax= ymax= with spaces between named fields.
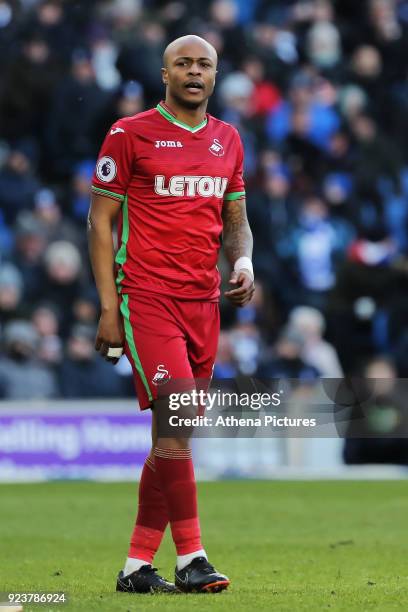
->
xmin=95 ymin=310 xmax=125 ymax=364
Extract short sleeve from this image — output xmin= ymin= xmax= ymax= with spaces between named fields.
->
xmin=91 ymin=120 xmax=134 ymax=202
xmin=224 ymin=130 xmax=246 ymax=202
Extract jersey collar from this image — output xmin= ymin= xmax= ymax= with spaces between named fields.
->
xmin=156 ymin=101 xmax=208 ymax=133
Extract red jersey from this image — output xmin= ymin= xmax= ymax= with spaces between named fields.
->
xmin=91 ymin=101 xmax=245 ymax=300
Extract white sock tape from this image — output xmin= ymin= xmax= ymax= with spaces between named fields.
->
xmin=234 ymin=256 xmax=254 ymax=281
xmin=107 ymin=347 xmax=124 ymax=358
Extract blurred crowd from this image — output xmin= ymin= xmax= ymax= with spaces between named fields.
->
xmin=0 ymin=0 xmax=408 ymax=409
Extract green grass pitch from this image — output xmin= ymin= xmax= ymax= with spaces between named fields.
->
xmin=1 ymin=480 xmax=407 ymax=611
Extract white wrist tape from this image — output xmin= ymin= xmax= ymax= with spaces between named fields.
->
xmin=234 ymin=256 xmax=254 ymax=281
xmin=107 ymin=347 xmax=124 ymax=358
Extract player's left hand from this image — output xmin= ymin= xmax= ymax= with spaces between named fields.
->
xmin=224 ymin=270 xmax=255 ymax=307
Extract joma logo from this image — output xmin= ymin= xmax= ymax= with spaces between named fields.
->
xmin=155 ymin=140 xmax=183 ymax=148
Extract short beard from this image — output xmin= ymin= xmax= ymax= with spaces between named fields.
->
xmin=171 ymin=90 xmax=207 ymax=110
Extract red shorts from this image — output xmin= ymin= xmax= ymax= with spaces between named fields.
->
xmin=120 ymin=292 xmax=220 ymax=410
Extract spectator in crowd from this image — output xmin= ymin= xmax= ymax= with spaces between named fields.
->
xmin=33 ymin=188 xmax=82 ymax=247
xmin=348 ymin=45 xmax=386 ymax=120
xmin=343 ymin=355 xmax=408 ymax=465
xmin=116 ymin=20 xmax=166 ymax=104
xmin=12 ymin=212 xmax=47 ymax=303
xmin=0 ymin=143 xmax=40 ymax=226
xmin=266 ymin=70 xmax=340 ymax=152
xmin=41 ymin=240 xmax=85 ymax=335
xmin=213 ymin=330 xmax=238 ymax=379
xmin=0 ymin=319 xmax=58 ymax=399
xmin=0 ymin=209 xmax=14 ymax=257
xmin=90 ymin=29 xmax=122 ymax=92
xmin=23 ymin=0 xmax=81 ymax=67
xmin=0 ymin=263 xmax=25 ymax=327
xmin=247 ymin=158 xmax=294 ymax=283
xmin=91 ymin=80 xmax=145 ymax=152
xmin=257 ymin=327 xmax=320 ymax=380
xmin=71 ymin=287 xmax=99 ymax=328
xmin=288 ymin=305 xmax=343 ymax=376
xmin=327 ymin=224 xmax=407 ymax=371
xmin=45 ymin=49 xmax=108 ymax=178
xmin=31 ymin=302 xmax=63 ymax=366
xmin=306 ymin=14 xmax=342 ymax=73
xmin=241 ymin=55 xmax=282 ymax=117
xmin=70 ymin=160 xmax=95 ymax=223
xmin=59 ymin=323 xmax=127 ymax=398
xmin=277 ymin=195 xmax=354 ymax=309
xmin=349 ymin=113 xmax=402 ymax=222
xmin=0 ymin=32 xmax=60 ymax=144
xmin=218 ymin=71 xmax=258 ymax=178
xmin=230 ymin=315 xmax=262 ymax=376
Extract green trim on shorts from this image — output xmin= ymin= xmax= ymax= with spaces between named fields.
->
xmin=120 ymin=294 xmax=153 ymax=402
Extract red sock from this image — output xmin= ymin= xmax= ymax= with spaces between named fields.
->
xmin=128 ymin=457 xmax=168 ymax=563
xmin=153 ymin=447 xmax=202 ymax=555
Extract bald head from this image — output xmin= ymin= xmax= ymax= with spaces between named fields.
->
xmin=163 ymin=35 xmax=218 ymax=68
xmin=161 ymin=35 xmax=218 ymax=111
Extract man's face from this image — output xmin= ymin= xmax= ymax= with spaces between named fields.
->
xmin=162 ymin=42 xmax=217 ymax=109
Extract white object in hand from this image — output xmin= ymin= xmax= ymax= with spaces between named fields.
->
xmin=107 ymin=347 xmax=124 ymax=358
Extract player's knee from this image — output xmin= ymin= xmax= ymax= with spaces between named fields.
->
xmin=153 ymin=394 xmax=197 ymax=441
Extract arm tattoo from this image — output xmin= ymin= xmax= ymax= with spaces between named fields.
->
xmin=222 ymin=197 xmax=253 ymax=266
